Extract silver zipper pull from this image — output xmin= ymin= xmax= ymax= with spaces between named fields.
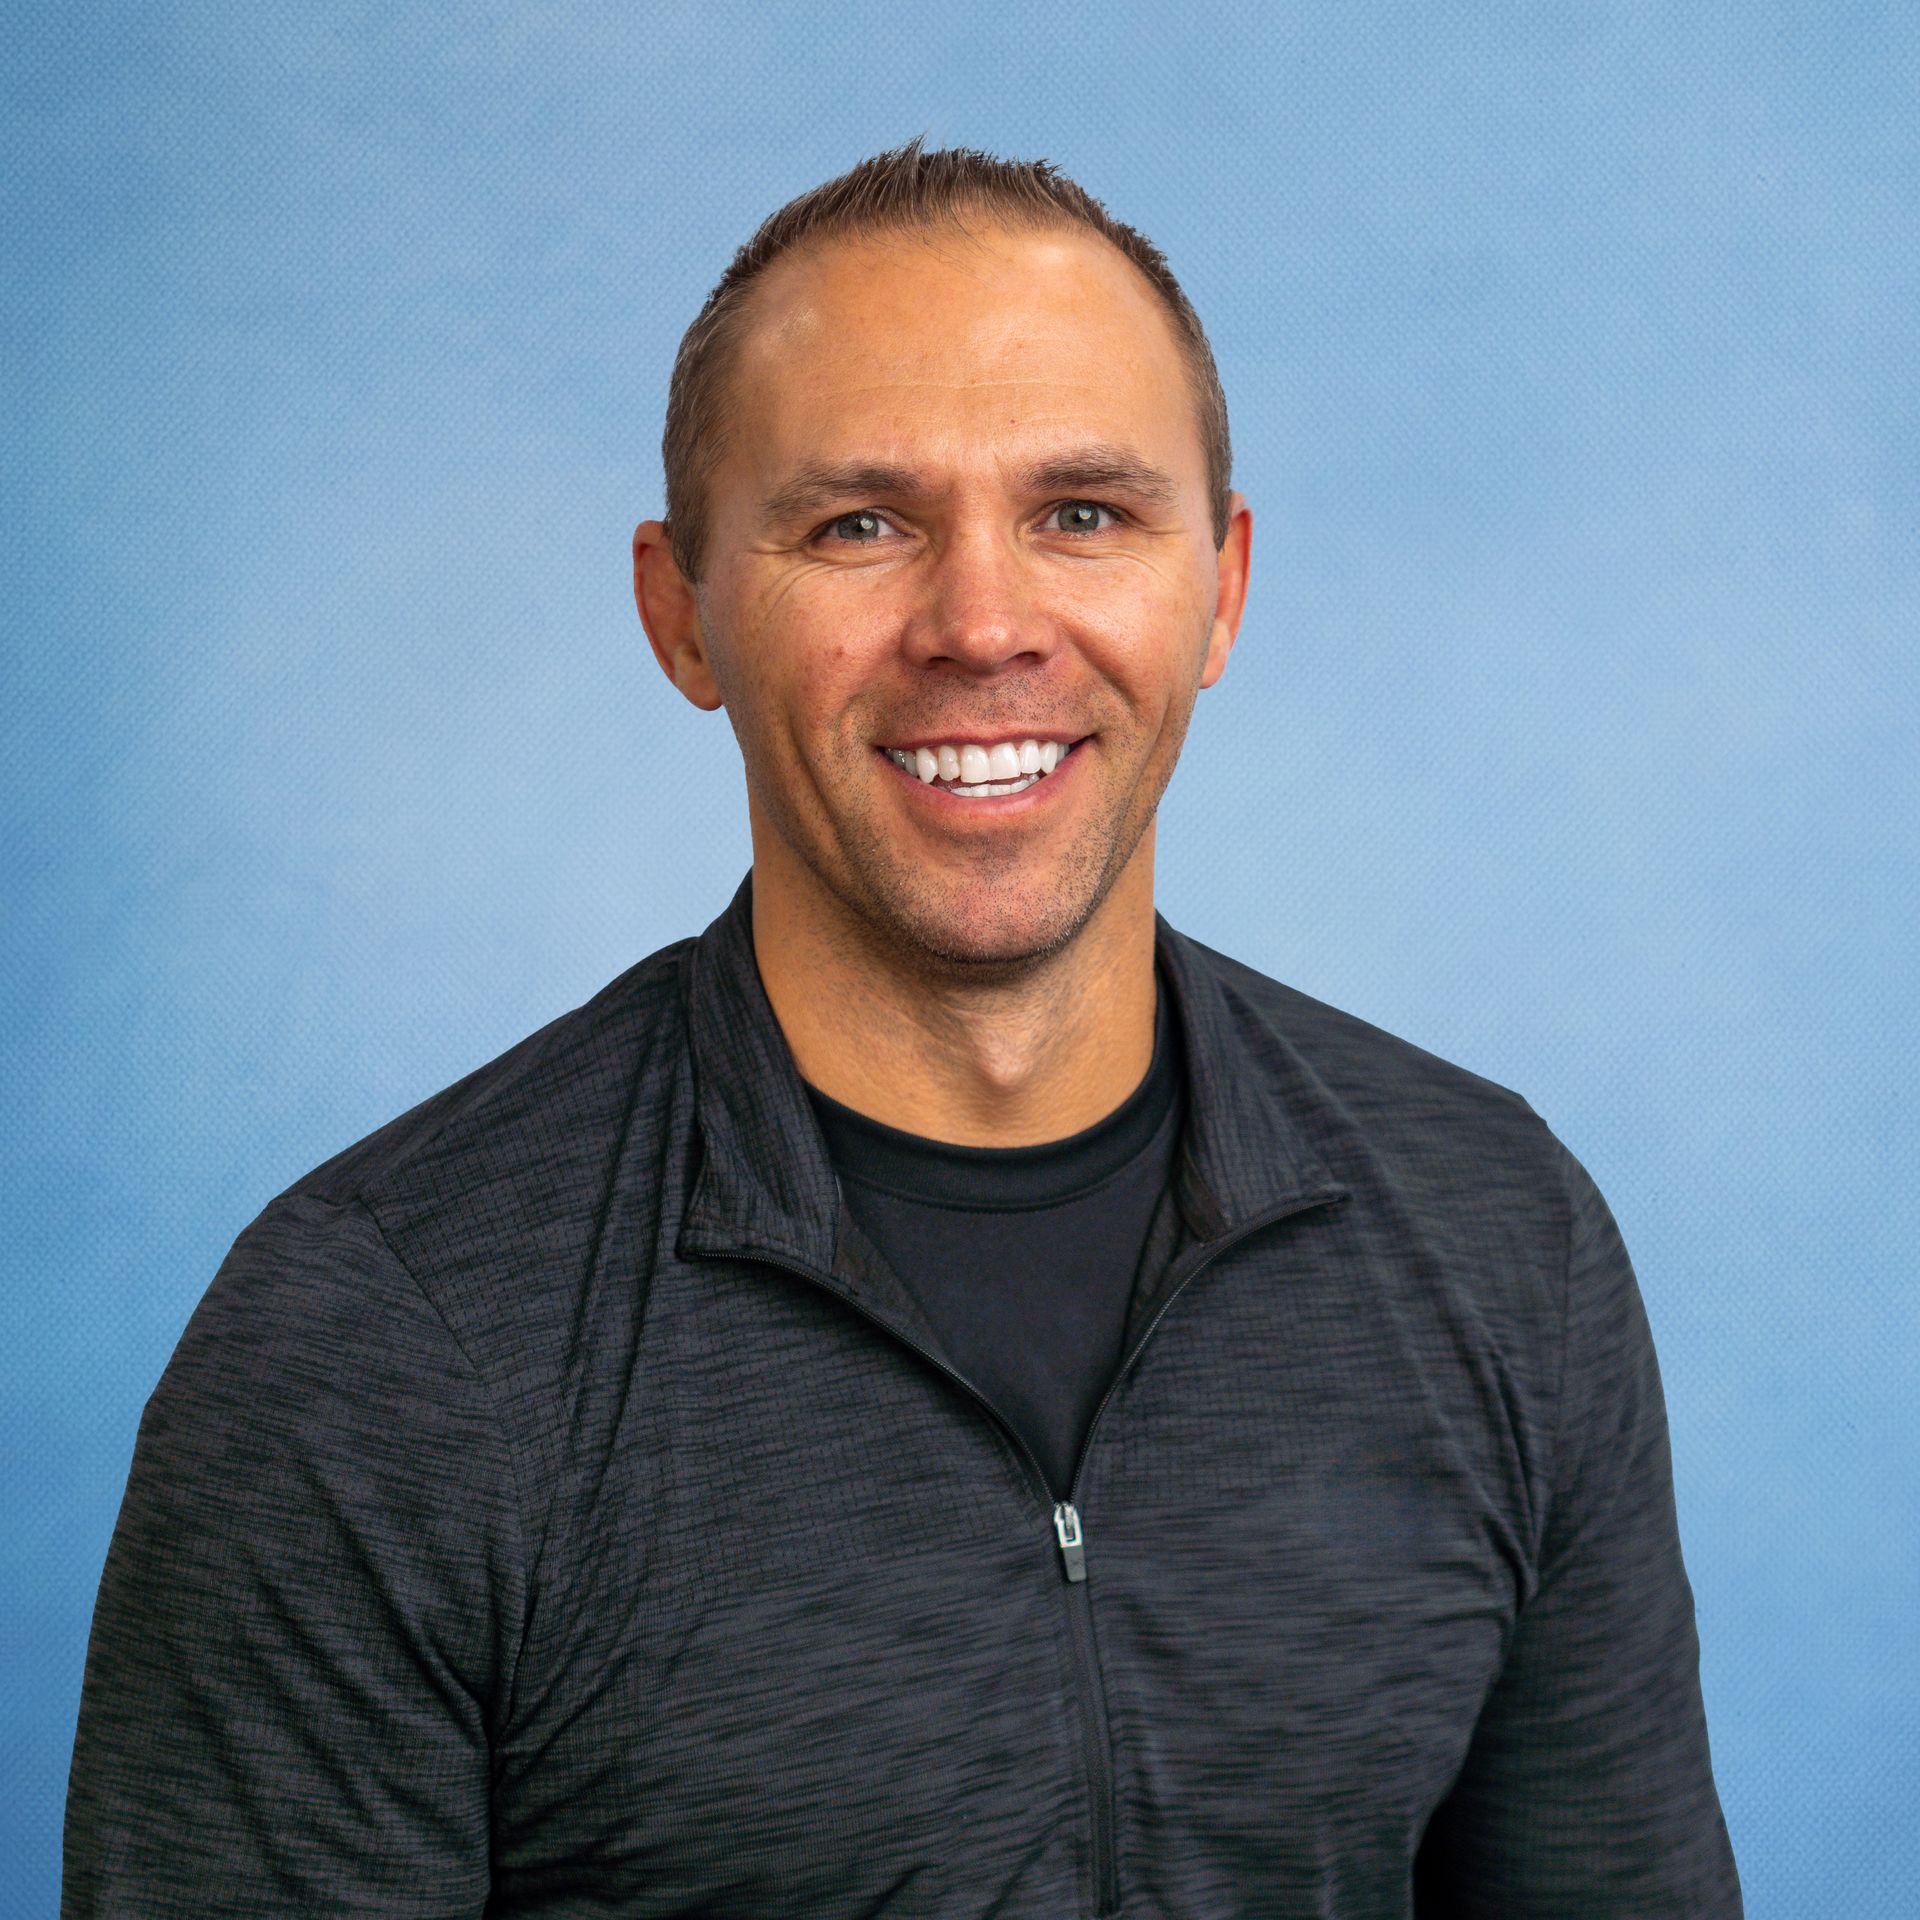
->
xmin=1053 ymin=1501 xmax=1087 ymax=1583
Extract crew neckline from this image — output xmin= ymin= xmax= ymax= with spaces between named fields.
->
xmin=802 ymin=970 xmax=1180 ymax=1212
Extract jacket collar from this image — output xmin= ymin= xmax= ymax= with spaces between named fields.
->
xmin=677 ymin=869 xmax=1349 ymax=1287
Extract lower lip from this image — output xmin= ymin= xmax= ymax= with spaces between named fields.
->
xmin=876 ymin=742 xmax=1087 ymax=818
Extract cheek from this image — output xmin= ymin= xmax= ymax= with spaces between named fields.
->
xmin=786 ymin=572 xmax=911 ymax=671
xmin=1059 ymin=569 xmax=1210 ymax=705
xmin=732 ymin=583 xmax=901 ymax=749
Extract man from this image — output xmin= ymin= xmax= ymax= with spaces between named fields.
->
xmin=64 ymin=141 xmax=1743 ymax=1917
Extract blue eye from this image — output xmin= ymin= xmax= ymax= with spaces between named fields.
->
xmin=1053 ymin=501 xmax=1114 ymax=534
xmin=830 ymin=511 xmax=887 ymax=542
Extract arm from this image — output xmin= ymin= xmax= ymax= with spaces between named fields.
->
xmin=1412 ymin=1138 xmax=1743 ymax=1917
xmin=62 ymin=1192 xmax=525 ymax=1917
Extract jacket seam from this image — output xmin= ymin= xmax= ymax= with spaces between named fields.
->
xmin=352 ymin=1194 xmax=536 ymax=1737
xmin=1536 ymin=1136 xmax=1578 ymax=1594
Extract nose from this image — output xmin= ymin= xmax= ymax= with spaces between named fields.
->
xmin=900 ymin=523 xmax=1058 ymax=676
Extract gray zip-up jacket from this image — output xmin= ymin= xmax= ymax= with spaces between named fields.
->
xmin=64 ymin=871 xmax=1743 ymax=1917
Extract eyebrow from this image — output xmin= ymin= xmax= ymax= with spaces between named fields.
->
xmin=759 ymin=444 xmax=1183 ymax=526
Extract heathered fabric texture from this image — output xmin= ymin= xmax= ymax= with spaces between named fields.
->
xmin=803 ymin=970 xmax=1182 ymax=1502
xmin=64 ymin=870 xmax=1743 ymax=1918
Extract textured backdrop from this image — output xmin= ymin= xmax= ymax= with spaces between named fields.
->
xmin=5 ymin=3 xmax=1915 ymax=1914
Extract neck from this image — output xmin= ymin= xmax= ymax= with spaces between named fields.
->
xmin=750 ymin=841 xmax=1160 ymax=1149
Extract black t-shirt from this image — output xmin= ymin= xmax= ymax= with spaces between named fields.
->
xmin=802 ymin=978 xmax=1183 ymax=1502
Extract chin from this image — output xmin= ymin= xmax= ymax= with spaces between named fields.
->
xmin=867 ymin=868 xmax=1107 ymax=975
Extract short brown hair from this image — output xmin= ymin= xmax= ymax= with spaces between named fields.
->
xmin=661 ymin=137 xmax=1233 ymax=582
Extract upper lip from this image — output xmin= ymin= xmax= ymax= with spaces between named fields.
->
xmin=876 ymin=732 xmax=1088 ymax=750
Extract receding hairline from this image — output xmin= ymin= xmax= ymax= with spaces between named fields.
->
xmin=741 ymin=208 xmax=1186 ymax=345
xmin=661 ymin=140 xmax=1234 ymax=582
xmin=677 ymin=207 xmax=1220 ymax=557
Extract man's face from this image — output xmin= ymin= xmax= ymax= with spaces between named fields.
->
xmin=679 ymin=220 xmax=1246 ymax=974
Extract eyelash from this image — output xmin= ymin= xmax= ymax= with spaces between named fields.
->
xmin=815 ymin=500 xmax=1124 ymax=544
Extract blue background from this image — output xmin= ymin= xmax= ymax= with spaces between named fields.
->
xmin=5 ymin=3 xmax=1915 ymax=1912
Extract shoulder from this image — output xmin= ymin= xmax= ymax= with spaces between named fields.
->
xmin=1189 ymin=933 xmax=1549 ymax=1132
xmin=1177 ymin=930 xmax=1574 ymax=1250
xmin=277 ymin=934 xmax=697 ymax=1218
xmin=210 ymin=933 xmax=699 ymax=1384
xmin=141 ymin=1189 xmax=509 ymax=1517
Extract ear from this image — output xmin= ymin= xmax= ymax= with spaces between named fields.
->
xmin=1198 ymin=491 xmax=1252 ymax=691
xmin=633 ymin=519 xmax=724 ymax=711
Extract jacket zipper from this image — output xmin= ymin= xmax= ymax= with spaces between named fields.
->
xmin=728 ymin=1185 xmax=1345 ymax=1920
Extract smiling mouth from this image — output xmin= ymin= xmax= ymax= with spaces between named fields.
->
xmin=879 ymin=736 xmax=1081 ymax=798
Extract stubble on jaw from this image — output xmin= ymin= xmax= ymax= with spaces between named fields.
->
xmin=821 ymin=795 xmax=1127 ymax=983
xmin=756 ymin=668 xmax=1206 ymax=997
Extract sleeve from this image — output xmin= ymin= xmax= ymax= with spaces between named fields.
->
xmin=1412 ymin=1137 xmax=1743 ymax=1918
xmin=62 ymin=1192 xmax=527 ymax=1918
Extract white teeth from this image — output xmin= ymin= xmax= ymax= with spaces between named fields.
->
xmin=952 ymin=775 xmax=1040 ymax=797
xmin=882 ymin=737 xmax=1077 ymax=794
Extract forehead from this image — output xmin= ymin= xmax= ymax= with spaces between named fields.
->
xmin=719 ymin=222 xmax=1204 ymax=492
